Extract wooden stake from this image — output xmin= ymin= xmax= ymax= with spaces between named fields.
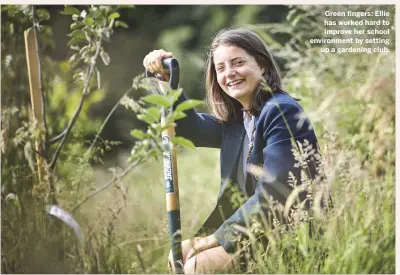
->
xmin=24 ymin=28 xmax=45 ymax=183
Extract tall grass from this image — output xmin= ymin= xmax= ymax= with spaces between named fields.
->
xmin=247 ymin=9 xmax=395 ymax=271
xmin=72 ymin=47 xmax=394 ymax=274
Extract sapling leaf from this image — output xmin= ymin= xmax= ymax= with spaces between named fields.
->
xmin=61 ymin=6 xmax=80 ymax=15
xmin=108 ymin=12 xmax=120 ymax=20
xmin=68 ymin=29 xmax=85 ymax=40
xmin=5 ymin=193 xmax=17 ymax=201
xmin=171 ymin=137 xmax=195 ymax=150
xmin=168 ymin=89 xmax=182 ymax=104
xmin=115 ymin=20 xmax=129 ymax=28
xmin=161 ymin=123 xmax=176 ymax=131
xmin=80 ymin=10 xmax=87 ymax=18
xmin=142 ymin=94 xmax=171 ymax=107
xmin=137 ymin=114 xmax=156 ymax=125
xmin=145 ymin=107 xmax=161 ymax=121
xmin=108 ymin=18 xmax=115 ymax=29
xmin=170 ymin=111 xmax=187 ymax=121
xmin=36 ymin=8 xmax=50 ymax=20
xmin=175 ymin=99 xmax=203 ymax=112
xmin=70 ymin=21 xmax=84 ymax=30
xmin=84 ymin=16 xmax=93 ymax=25
xmin=24 ymin=141 xmax=35 ymax=172
xmin=96 ymin=68 xmax=101 ymax=89
xmin=100 ymin=51 xmax=110 ymax=66
xmin=69 ymin=53 xmax=77 ymax=64
xmin=67 ymin=37 xmax=85 ymax=47
xmin=130 ymin=129 xmax=147 ymax=140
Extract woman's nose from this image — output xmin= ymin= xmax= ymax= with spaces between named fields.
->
xmin=225 ymin=66 xmax=236 ymax=78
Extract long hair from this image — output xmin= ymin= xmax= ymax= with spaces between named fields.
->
xmin=205 ymin=28 xmax=284 ymax=122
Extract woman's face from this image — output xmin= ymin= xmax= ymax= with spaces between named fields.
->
xmin=213 ymin=44 xmax=265 ymax=109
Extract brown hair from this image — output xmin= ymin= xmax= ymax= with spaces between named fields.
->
xmin=205 ymin=28 xmax=284 ymax=122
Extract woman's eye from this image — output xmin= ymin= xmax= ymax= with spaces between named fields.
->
xmin=234 ymin=60 xmax=243 ymax=65
xmin=216 ymin=66 xmax=224 ymax=72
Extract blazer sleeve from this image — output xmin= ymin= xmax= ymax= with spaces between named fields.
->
xmin=174 ymin=91 xmax=222 ymax=148
xmin=214 ymin=101 xmax=318 ymax=253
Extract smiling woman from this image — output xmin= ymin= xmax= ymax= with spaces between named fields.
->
xmin=143 ymin=28 xmax=321 ymax=274
xmin=213 ymin=45 xmax=264 ymax=111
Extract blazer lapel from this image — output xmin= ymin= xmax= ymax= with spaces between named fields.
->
xmin=246 ymin=115 xmax=261 ymax=196
xmin=250 ymin=116 xmax=260 ymax=163
xmin=219 ymin=121 xmax=245 ymax=197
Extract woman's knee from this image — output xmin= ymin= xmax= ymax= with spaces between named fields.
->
xmin=168 ymin=238 xmax=201 ymax=270
xmin=183 ymin=246 xmax=240 ymax=274
xmin=184 ymin=256 xmax=196 ymax=274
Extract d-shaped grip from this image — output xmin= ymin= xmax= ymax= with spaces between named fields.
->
xmin=146 ymin=58 xmax=180 ymax=90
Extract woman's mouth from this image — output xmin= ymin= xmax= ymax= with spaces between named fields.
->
xmin=227 ymin=79 xmax=244 ymax=87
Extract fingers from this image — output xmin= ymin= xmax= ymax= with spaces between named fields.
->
xmin=186 ymin=248 xmax=197 ymax=262
xmin=185 ymin=237 xmax=214 ymax=262
xmin=143 ymin=49 xmax=174 ymax=74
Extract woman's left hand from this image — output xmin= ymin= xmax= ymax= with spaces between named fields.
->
xmin=185 ymin=234 xmax=220 ymax=261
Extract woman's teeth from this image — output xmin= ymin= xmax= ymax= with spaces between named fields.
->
xmin=228 ymin=80 xmax=244 ymax=87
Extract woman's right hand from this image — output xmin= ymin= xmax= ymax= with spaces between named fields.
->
xmin=143 ymin=49 xmax=174 ymax=75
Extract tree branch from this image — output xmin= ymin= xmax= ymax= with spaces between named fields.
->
xmin=49 ymin=128 xmax=68 ymax=144
xmin=48 ymin=38 xmax=103 ymax=171
xmin=87 ymin=87 xmax=133 ymax=155
xmin=74 ymin=87 xmax=134 ymax=204
xmin=72 ymin=158 xmax=144 ymax=213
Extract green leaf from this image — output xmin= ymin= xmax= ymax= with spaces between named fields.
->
xmin=171 ymin=137 xmax=196 ymax=150
xmin=137 ymin=114 xmax=156 ymax=125
xmin=67 ymin=29 xmax=85 ymax=40
xmin=84 ymin=16 xmax=93 ymax=25
xmin=5 ymin=193 xmax=17 ymax=202
xmin=41 ymin=25 xmax=53 ymax=36
xmin=70 ymin=21 xmax=84 ymax=30
xmin=130 ymin=129 xmax=147 ymax=140
xmin=101 ymin=29 xmax=111 ymax=42
xmin=36 ymin=8 xmax=50 ymax=20
xmin=24 ymin=141 xmax=35 ymax=172
xmin=142 ymin=94 xmax=171 ymax=107
xmin=170 ymin=111 xmax=187 ymax=121
xmin=67 ymin=37 xmax=85 ymax=47
xmin=108 ymin=12 xmax=120 ymax=20
xmin=176 ymin=99 xmax=203 ymax=112
xmin=68 ymin=53 xmax=77 ymax=64
xmin=61 ymin=6 xmax=80 ymax=15
xmin=115 ymin=20 xmax=129 ymax=28
xmin=100 ymin=51 xmax=110 ymax=66
xmin=145 ymin=107 xmax=161 ymax=121
xmin=161 ymin=123 xmax=176 ymax=131
xmin=168 ymin=89 xmax=182 ymax=103
xmin=108 ymin=18 xmax=115 ymax=29
xmin=96 ymin=68 xmax=101 ymax=90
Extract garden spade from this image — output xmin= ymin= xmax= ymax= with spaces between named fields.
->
xmin=146 ymin=58 xmax=183 ymax=273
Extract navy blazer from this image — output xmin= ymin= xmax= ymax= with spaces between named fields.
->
xmin=175 ymin=91 xmax=319 ymax=253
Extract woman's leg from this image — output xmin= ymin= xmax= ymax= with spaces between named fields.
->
xmin=168 ymin=238 xmax=203 ymax=272
xmin=183 ymin=246 xmax=241 ymax=274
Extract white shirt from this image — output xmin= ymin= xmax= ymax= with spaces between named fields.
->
xmin=243 ymin=111 xmax=255 ymax=140
xmin=236 ymin=112 xmax=255 ymax=194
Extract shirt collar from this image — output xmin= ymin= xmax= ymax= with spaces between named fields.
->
xmin=243 ymin=111 xmax=254 ymax=140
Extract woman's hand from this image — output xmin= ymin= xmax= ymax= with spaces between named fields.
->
xmin=143 ymin=49 xmax=174 ymax=75
xmin=185 ymin=234 xmax=220 ymax=261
